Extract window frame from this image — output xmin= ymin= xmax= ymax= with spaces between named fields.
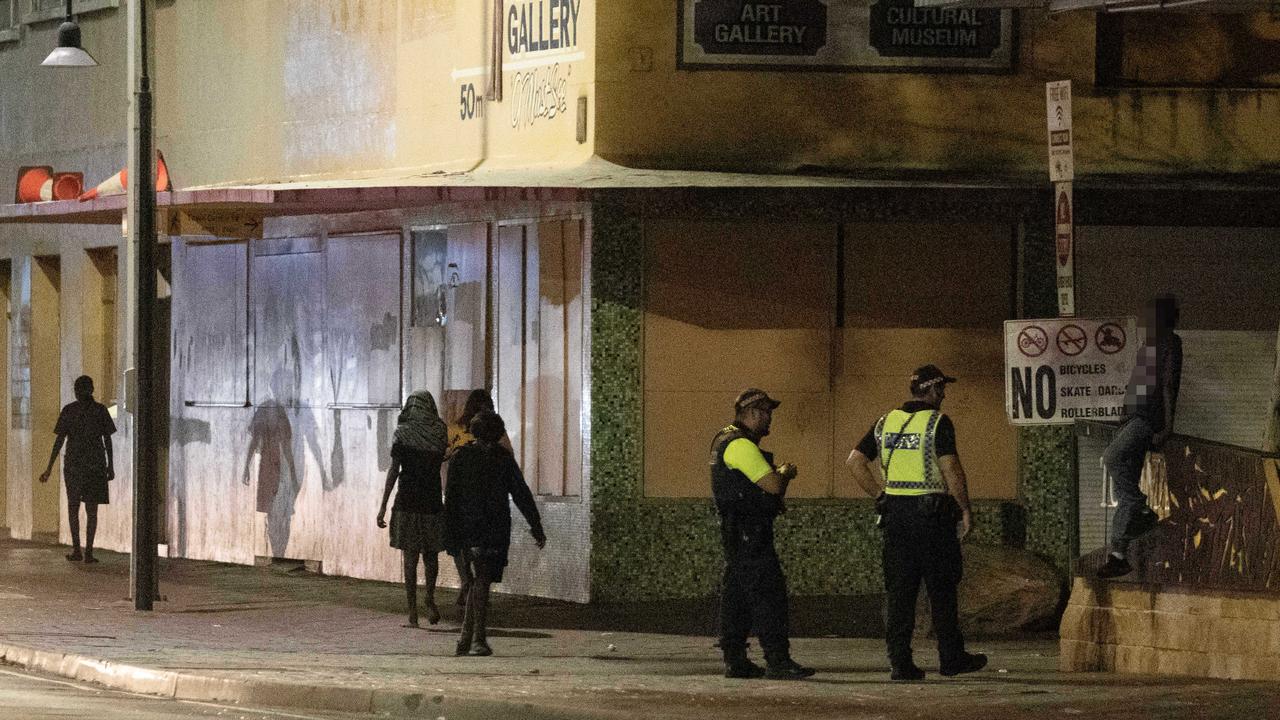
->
xmin=21 ymin=0 xmax=118 ymax=25
xmin=0 ymin=0 xmax=19 ymax=43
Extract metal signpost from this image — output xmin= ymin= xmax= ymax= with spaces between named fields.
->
xmin=1046 ymin=79 xmax=1075 ymax=318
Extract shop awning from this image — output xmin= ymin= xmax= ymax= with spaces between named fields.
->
xmin=0 ymin=157 xmax=1027 ymax=226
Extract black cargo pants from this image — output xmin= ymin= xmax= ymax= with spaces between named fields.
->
xmin=881 ymin=494 xmax=967 ymax=668
xmin=719 ymin=514 xmax=790 ymax=664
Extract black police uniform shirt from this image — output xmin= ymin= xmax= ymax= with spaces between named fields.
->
xmin=854 ymin=400 xmax=958 ymax=461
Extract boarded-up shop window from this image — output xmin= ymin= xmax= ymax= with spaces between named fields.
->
xmin=493 ymin=220 xmax=584 ymax=498
xmin=252 ymin=243 xmax=328 ymax=408
xmin=326 ymin=234 xmax=401 ymax=407
xmin=407 ymin=224 xmax=489 ymax=415
xmin=175 ymin=240 xmax=248 ymax=406
xmin=837 ymin=222 xmax=1016 ymax=501
xmin=1096 ymin=11 xmax=1280 ymax=88
xmin=642 ymin=221 xmax=837 ymax=500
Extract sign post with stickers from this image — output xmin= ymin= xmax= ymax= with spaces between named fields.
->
xmin=1004 ymin=317 xmax=1137 ymax=426
xmin=1046 ymin=80 xmax=1075 ymax=318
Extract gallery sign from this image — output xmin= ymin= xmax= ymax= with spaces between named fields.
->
xmin=679 ymin=0 xmax=1014 ymax=71
xmin=1004 ymin=317 xmax=1138 ymax=426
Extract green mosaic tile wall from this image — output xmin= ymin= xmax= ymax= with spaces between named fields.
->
xmin=588 ymin=189 xmax=1072 ymax=602
xmin=1017 ymin=198 xmax=1077 ymax=574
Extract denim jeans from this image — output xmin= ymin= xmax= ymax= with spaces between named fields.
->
xmin=1103 ymin=416 xmax=1154 ymax=555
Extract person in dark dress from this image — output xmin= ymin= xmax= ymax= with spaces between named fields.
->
xmin=39 ymin=375 xmax=116 ymax=563
xmin=444 ymin=411 xmax=545 ymax=656
xmin=377 ymin=390 xmax=448 ymax=628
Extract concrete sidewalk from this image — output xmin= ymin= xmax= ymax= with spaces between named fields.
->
xmin=0 ymin=539 xmax=1274 ymax=719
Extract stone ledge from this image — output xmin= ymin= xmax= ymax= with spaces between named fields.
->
xmin=1061 ymin=579 xmax=1280 ymax=681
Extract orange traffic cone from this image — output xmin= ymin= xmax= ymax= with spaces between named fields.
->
xmin=13 ymin=167 xmax=81 ymax=203
xmin=78 ymin=151 xmax=172 ymax=201
xmin=52 ymin=172 xmax=83 ymax=200
xmin=16 ymin=166 xmax=53 ymax=202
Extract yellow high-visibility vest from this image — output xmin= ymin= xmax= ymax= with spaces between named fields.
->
xmin=875 ymin=409 xmax=946 ymax=496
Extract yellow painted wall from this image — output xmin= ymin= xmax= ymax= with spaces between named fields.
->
xmin=0 ymin=0 xmax=595 ymax=190
xmin=595 ymin=4 xmax=1280 ymax=176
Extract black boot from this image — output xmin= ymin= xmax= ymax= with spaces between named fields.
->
xmin=940 ymin=652 xmax=988 ymax=677
xmin=722 ymin=646 xmax=765 ymax=679
xmin=469 ymin=586 xmax=492 ymax=656
xmin=890 ymin=662 xmax=925 ymax=681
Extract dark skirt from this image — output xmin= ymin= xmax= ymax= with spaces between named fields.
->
xmin=65 ymin=472 xmax=109 ymax=506
xmin=389 ymin=510 xmax=443 ymax=554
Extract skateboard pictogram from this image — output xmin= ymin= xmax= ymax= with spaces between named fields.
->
xmin=1056 ymin=324 xmax=1087 ymax=357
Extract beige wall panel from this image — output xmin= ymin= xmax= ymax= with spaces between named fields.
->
xmin=645 ymin=220 xmax=837 ymax=331
xmin=537 ymin=220 xmax=566 ymax=495
xmin=494 ymin=224 xmax=527 ymax=465
xmin=645 ymin=390 xmax=832 ymax=498
xmin=645 ymin=317 xmax=833 ymax=395
xmin=844 ymin=223 xmax=1011 ymax=329
xmin=564 ymin=218 xmax=585 ymax=497
xmin=30 ymin=257 xmax=61 ymax=537
xmin=833 ymin=328 xmax=1015 ymax=499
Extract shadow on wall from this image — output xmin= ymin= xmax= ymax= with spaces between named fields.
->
xmin=242 ymin=340 xmax=334 ymax=559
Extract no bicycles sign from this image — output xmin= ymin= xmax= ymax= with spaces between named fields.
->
xmin=1004 ymin=316 xmax=1137 ymax=426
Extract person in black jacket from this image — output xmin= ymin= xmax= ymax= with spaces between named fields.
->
xmin=444 ymin=410 xmax=545 ymax=656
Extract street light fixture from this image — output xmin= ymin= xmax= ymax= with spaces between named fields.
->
xmin=40 ymin=0 xmax=98 ymax=67
xmin=42 ymin=0 xmax=158 ymax=612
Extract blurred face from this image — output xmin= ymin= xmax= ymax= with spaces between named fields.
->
xmin=742 ymin=406 xmax=774 ymax=437
xmin=74 ymin=378 xmax=94 ymax=400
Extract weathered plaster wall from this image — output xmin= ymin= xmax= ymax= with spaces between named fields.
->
xmin=595 ymin=5 xmax=1280 ymax=177
xmin=0 ymin=0 xmax=596 ymax=192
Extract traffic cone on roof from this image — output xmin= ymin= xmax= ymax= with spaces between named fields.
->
xmin=78 ymin=150 xmax=172 ymax=201
xmin=16 ymin=166 xmax=53 ymax=202
xmin=14 ymin=167 xmax=82 ymax=203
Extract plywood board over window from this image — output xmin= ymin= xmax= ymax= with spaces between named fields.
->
xmin=837 ymin=222 xmax=1015 ymax=501
xmin=643 ymin=220 xmax=837 ymax=499
xmin=493 ymin=219 xmax=584 ymax=498
xmin=326 ymin=234 xmax=401 ymax=408
xmin=175 ymin=241 xmax=248 ymax=406
xmin=252 ymin=244 xmax=328 ymax=408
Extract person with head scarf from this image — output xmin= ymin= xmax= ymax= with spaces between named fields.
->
xmin=444 ymin=410 xmax=545 ymax=656
xmin=39 ymin=375 xmax=116 ymax=564
xmin=377 ymin=389 xmax=448 ymax=627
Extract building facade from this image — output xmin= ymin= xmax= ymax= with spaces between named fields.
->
xmin=1 ymin=1 xmax=1277 ymax=602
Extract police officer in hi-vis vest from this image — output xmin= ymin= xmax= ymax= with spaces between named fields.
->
xmin=846 ymin=366 xmax=987 ymax=681
xmin=710 ymin=389 xmax=815 ymax=680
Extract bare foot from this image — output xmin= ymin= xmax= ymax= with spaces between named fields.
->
xmin=425 ymin=603 xmax=441 ymax=625
xmin=403 ymin=618 xmax=419 ymax=629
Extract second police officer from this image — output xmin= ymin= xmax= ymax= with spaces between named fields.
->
xmin=846 ymin=365 xmax=988 ymax=682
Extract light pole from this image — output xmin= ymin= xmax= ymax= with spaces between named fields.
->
xmin=43 ymin=0 xmax=158 ymax=611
